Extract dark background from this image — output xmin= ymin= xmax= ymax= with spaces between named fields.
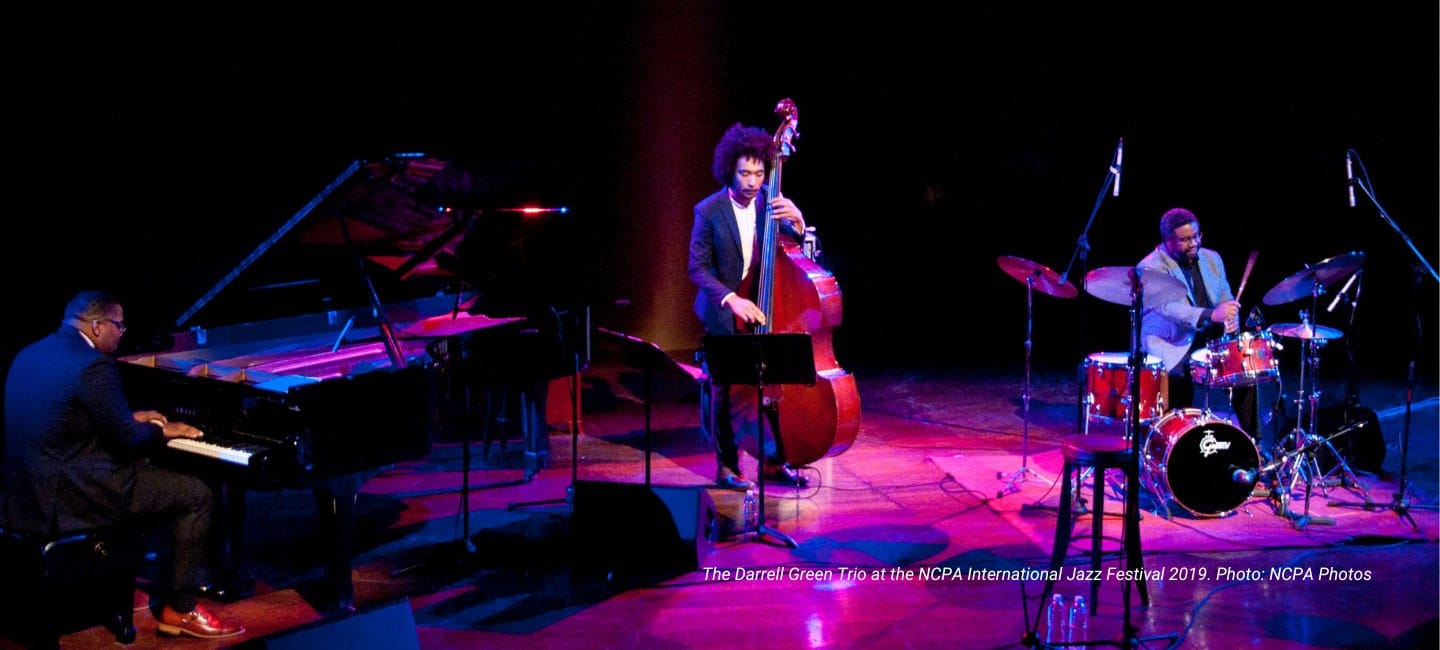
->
xmin=3 ymin=3 xmax=1435 ymax=385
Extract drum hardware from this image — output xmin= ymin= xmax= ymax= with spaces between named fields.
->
xmin=1263 ymin=252 xmax=1375 ymax=529
xmin=995 ymin=256 xmax=1077 ymax=497
xmin=1260 ymin=419 xmax=1369 ymax=528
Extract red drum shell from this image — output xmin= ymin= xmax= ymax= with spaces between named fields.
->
xmin=1193 ymin=330 xmax=1280 ymax=388
xmin=1083 ymin=352 xmax=1167 ymax=424
xmin=1142 ymin=408 xmax=1260 ymax=517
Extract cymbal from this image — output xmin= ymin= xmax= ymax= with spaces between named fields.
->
xmin=1270 ymin=322 xmax=1344 ymax=340
xmin=997 ymin=256 xmax=1078 ymax=299
xmin=1084 ymin=266 xmax=1189 ymax=306
xmin=1261 ymin=251 xmax=1365 ymax=306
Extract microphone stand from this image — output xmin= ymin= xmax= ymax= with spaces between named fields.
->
xmin=1062 ymin=139 xmax=1123 ymax=434
xmin=1021 ymin=268 xmax=1177 ymax=650
xmin=1345 ymin=152 xmax=1438 ymax=527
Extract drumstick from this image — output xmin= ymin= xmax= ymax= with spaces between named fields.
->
xmin=1234 ymin=249 xmax=1259 ymax=302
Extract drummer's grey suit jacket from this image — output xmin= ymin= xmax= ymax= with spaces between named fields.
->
xmin=1138 ymin=245 xmax=1234 ymax=374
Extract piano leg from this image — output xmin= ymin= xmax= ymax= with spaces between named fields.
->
xmin=201 ymin=480 xmax=256 ymax=602
xmin=522 ymin=384 xmax=551 ymax=480
xmin=314 ymin=474 xmax=362 ymax=613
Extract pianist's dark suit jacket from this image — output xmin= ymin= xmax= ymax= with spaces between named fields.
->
xmin=2 ymin=327 xmax=164 ymax=534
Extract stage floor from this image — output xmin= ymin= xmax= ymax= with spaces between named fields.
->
xmin=19 ymin=353 xmax=1439 ymax=649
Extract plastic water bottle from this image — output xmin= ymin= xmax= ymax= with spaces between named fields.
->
xmin=1044 ymin=594 xmax=1065 ymax=644
xmin=1068 ymin=595 xmax=1088 ymax=643
xmin=742 ymin=489 xmax=758 ymax=530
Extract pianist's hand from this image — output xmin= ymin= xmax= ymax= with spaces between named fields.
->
xmin=159 ymin=421 xmax=204 ymax=440
xmin=132 ymin=410 xmax=169 ymax=426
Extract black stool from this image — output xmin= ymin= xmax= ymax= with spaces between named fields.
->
xmin=0 ymin=523 xmax=143 ymax=648
xmin=1042 ymin=433 xmax=1149 ymax=614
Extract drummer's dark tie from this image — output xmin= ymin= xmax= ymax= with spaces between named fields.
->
xmin=1186 ymin=259 xmax=1212 ymax=310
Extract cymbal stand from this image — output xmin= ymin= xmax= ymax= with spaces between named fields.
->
xmin=999 ymin=275 xmax=1053 ymax=497
xmin=1295 ymin=288 xmax=1370 ymax=496
xmin=1271 ymin=297 xmax=1359 ymax=527
xmin=1024 ymin=267 xmax=1176 ymax=649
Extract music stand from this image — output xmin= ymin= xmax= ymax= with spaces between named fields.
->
xmin=703 ymin=333 xmax=816 ymax=549
xmin=596 ymin=327 xmax=675 ymax=486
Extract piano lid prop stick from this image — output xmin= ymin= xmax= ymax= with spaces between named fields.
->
xmin=331 ymin=314 xmax=357 ymax=353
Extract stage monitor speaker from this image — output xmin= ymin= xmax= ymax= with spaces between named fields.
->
xmin=1315 ymin=404 xmax=1386 ymax=474
xmin=234 ymin=598 xmax=419 ymax=650
xmin=572 ymin=480 xmax=717 ymax=578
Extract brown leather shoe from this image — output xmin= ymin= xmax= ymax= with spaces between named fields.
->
xmin=717 ymin=465 xmax=753 ymax=491
xmin=157 ymin=604 xmax=245 ymax=639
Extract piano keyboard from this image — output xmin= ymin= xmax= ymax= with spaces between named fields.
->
xmin=167 ymin=436 xmax=263 ymax=466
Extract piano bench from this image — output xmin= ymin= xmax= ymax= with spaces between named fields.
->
xmin=0 ymin=523 xmax=144 ymax=648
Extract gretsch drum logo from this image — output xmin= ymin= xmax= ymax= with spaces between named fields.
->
xmin=1198 ymin=430 xmax=1231 ymax=457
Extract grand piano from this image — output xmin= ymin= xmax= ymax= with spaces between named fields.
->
xmin=117 ymin=154 xmax=571 ymax=609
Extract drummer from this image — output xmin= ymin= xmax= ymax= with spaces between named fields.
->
xmin=1138 ymin=207 xmax=1258 ymax=436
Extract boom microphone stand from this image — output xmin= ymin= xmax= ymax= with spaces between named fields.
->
xmin=1060 ymin=138 xmax=1124 ymax=433
xmin=1343 ymin=150 xmax=1438 ymax=526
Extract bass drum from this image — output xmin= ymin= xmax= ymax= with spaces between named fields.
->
xmin=1142 ymin=409 xmax=1260 ymax=517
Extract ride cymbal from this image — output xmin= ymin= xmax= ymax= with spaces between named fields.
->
xmin=997 ymin=255 xmax=1078 ymax=299
xmin=1261 ymin=251 xmax=1365 ymax=306
xmin=1084 ymin=266 xmax=1188 ymax=307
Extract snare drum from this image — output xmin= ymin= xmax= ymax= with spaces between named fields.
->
xmin=1082 ymin=352 xmax=1168 ymax=424
xmin=1142 ymin=409 xmax=1260 ymax=517
xmin=1191 ymin=330 xmax=1280 ymax=388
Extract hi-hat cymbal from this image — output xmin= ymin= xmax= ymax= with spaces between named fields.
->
xmin=997 ymin=256 xmax=1078 ymax=299
xmin=1261 ymin=251 xmax=1365 ymax=306
xmin=1084 ymin=266 xmax=1189 ymax=306
xmin=1270 ymin=322 xmax=1344 ymax=340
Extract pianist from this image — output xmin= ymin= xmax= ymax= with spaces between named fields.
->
xmin=1 ymin=290 xmax=245 ymax=639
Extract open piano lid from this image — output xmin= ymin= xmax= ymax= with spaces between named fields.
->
xmin=175 ymin=153 xmax=487 ymax=330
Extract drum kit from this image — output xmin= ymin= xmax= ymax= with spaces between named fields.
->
xmin=1044 ymin=252 xmax=1371 ymax=524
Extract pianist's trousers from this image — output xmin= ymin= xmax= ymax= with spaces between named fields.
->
xmin=129 ymin=463 xmax=213 ymax=612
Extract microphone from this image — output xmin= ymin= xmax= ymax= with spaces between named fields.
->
xmin=1245 ymin=306 xmax=1266 ymax=331
xmin=1345 ymin=151 xmax=1355 ymax=208
xmin=1110 ymin=138 xmax=1124 ymax=197
xmin=1327 ymin=270 xmax=1360 ymax=313
xmin=1230 ymin=467 xmax=1256 ymax=486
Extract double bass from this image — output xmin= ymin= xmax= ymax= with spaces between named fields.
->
xmin=732 ymin=99 xmax=860 ymax=467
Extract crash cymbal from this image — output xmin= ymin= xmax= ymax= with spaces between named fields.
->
xmin=1261 ymin=251 xmax=1365 ymax=306
xmin=1084 ymin=266 xmax=1189 ymax=306
xmin=1270 ymin=322 xmax=1344 ymax=340
xmin=997 ymin=255 xmax=1078 ymax=299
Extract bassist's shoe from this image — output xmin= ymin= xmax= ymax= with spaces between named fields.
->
xmin=762 ymin=464 xmax=809 ymax=488
xmin=717 ymin=466 xmax=753 ymax=491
